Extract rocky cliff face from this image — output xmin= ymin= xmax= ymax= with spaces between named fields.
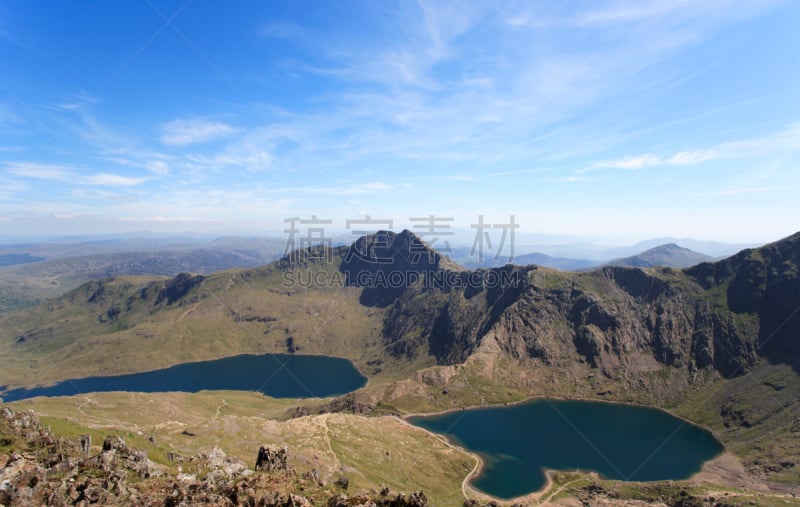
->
xmin=686 ymin=231 xmax=800 ymax=366
xmin=346 ymin=230 xmax=799 ymax=383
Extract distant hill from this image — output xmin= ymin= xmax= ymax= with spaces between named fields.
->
xmin=0 ymin=239 xmax=286 ymax=314
xmin=625 ymin=237 xmax=755 ymax=258
xmin=604 ymin=243 xmax=714 ymax=268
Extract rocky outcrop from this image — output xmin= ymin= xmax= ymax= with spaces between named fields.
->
xmin=1 ymin=403 xmax=432 ymax=507
xmin=255 ymin=446 xmax=288 ymax=472
xmin=318 ymin=392 xmax=379 ymax=415
xmin=327 ymin=490 xmax=429 ymax=507
xmin=155 ymin=272 xmax=205 ymax=306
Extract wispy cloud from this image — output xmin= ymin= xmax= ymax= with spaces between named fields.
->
xmin=51 ymin=213 xmax=80 ymax=220
xmin=5 ymin=162 xmax=151 ymax=187
xmin=160 ymin=118 xmax=237 ymax=146
xmin=581 ymin=122 xmax=800 ymax=173
xmin=582 ymin=150 xmax=717 ymax=172
xmin=84 ymin=173 xmax=150 ymax=186
xmin=185 ymin=144 xmax=273 ymax=172
xmin=144 ymin=160 xmax=170 ymax=175
xmin=266 ymin=181 xmax=403 ymax=196
xmin=246 ymin=0 xmax=781 ymax=174
xmin=7 ymin=162 xmax=69 ymax=181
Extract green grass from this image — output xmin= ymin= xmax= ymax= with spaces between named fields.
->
xmin=674 ymin=360 xmax=800 ymax=487
xmin=10 ymin=391 xmax=473 ymax=506
xmin=0 ymin=260 xmax=417 ymax=389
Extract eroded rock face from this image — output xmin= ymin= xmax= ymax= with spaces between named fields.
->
xmin=367 ymin=232 xmax=800 ymax=385
xmin=337 ymin=231 xmax=799 ymax=395
xmin=255 ymin=446 xmax=288 ymax=472
xmin=155 ymin=272 xmax=205 ymax=306
xmin=316 ymin=389 xmax=384 ymax=416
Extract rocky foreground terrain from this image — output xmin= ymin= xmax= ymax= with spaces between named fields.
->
xmin=0 ymin=403 xmax=431 ymax=507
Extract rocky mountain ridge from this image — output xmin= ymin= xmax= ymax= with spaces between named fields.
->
xmin=343 ymin=230 xmax=797 ymax=382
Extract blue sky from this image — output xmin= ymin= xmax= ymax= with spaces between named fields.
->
xmin=0 ymin=0 xmax=798 ymax=242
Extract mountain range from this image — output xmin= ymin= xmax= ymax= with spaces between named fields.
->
xmin=1 ymin=229 xmax=798 ymax=497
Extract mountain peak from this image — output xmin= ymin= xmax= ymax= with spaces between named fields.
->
xmin=341 ymin=229 xmax=461 ymax=273
xmin=606 ymin=242 xmax=713 ymax=268
xmin=339 ymin=230 xmax=463 ymax=307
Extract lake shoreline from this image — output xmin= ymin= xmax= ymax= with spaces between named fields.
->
xmin=0 ymin=350 xmax=369 ymax=392
xmin=0 ymin=352 xmax=367 ymax=402
xmin=401 ymin=392 xmax=727 ymax=453
xmin=402 ymin=396 xmax=725 ymax=503
xmin=397 ymin=414 xmax=603 ymax=505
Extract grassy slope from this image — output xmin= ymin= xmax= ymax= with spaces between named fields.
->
xmin=8 ymin=391 xmax=472 ymax=507
xmin=0 ymin=257 xmax=430 ymax=389
xmin=673 ymin=360 xmax=800 ymax=485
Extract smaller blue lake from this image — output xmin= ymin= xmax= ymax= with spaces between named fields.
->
xmin=410 ymin=399 xmax=723 ymax=500
xmin=0 ymin=353 xmax=366 ymax=402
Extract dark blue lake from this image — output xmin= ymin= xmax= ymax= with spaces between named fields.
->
xmin=410 ymin=399 xmax=723 ymax=500
xmin=0 ymin=353 xmax=366 ymax=402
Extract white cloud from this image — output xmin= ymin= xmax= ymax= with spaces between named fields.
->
xmin=84 ymin=173 xmax=150 ymax=186
xmin=581 ymin=150 xmax=718 ymax=172
xmin=665 ymin=150 xmax=718 ymax=165
xmin=186 ymin=147 xmax=272 ymax=172
xmin=5 ymin=162 xmax=149 ymax=187
xmin=160 ymin=118 xmax=237 ymax=146
xmin=266 ymin=181 xmax=399 ymax=196
xmin=145 ymin=160 xmax=170 ymax=175
xmin=7 ymin=162 xmax=70 ymax=181
xmin=581 ymin=122 xmax=800 ymax=173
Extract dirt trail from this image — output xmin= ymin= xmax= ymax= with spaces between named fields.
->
xmin=390 ymin=415 xmax=479 ymax=500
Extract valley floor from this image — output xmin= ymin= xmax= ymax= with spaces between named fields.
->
xmin=6 ymin=387 xmax=800 ymax=506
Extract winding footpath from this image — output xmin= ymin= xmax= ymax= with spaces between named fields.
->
xmin=390 ymin=416 xmax=479 ymax=500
